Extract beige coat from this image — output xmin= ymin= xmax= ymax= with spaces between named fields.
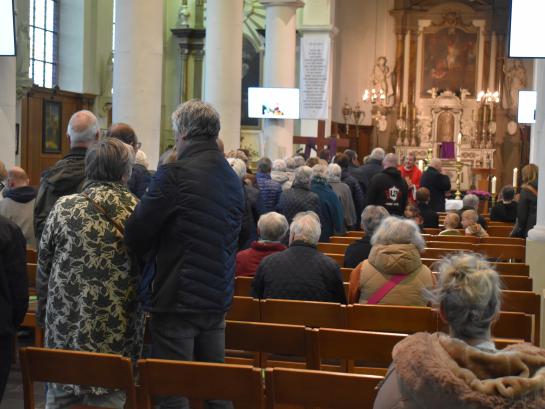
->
xmin=356 ymin=243 xmax=433 ymax=306
xmin=374 ymin=332 xmax=545 ymax=409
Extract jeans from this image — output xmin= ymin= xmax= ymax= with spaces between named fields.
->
xmin=150 ymin=312 xmax=233 ymax=409
xmin=45 ymin=383 xmax=125 ymax=409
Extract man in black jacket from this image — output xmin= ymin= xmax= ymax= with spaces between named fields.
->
xmin=0 ymin=216 xmax=27 ymax=402
xmin=277 ymin=166 xmax=321 ymax=224
xmin=125 ymin=100 xmax=244 ymax=409
xmin=353 ymin=147 xmax=385 ymax=196
xmin=334 ymin=153 xmax=364 ymax=224
xmin=366 ymin=153 xmax=408 ymax=216
xmin=420 ymin=158 xmax=451 ymax=212
xmin=252 ymin=211 xmax=346 ymax=304
xmin=34 ymin=110 xmax=99 ymax=241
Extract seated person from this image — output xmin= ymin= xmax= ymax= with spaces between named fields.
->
xmin=404 ymin=204 xmax=424 ymax=231
xmin=462 ymin=209 xmax=489 ymax=237
xmin=416 ymin=187 xmax=439 ymax=228
xmin=251 ymin=211 xmax=346 ymax=303
xmin=458 ymin=194 xmax=488 ymax=230
xmin=348 ymin=217 xmax=434 ymax=306
xmin=344 ymin=205 xmax=389 ymax=269
xmin=236 ymin=212 xmax=288 ymax=277
xmin=373 ymin=253 xmax=545 ymax=409
xmin=490 ymin=185 xmax=517 ymax=223
xmin=439 ymin=213 xmax=462 ymax=236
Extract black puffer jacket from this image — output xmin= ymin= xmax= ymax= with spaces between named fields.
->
xmin=276 ymin=182 xmax=321 ymax=224
xmin=355 ymin=158 xmax=383 ymax=195
xmin=516 ymin=181 xmax=538 ymax=237
xmin=251 ymin=241 xmax=346 ymax=304
xmin=128 ymin=163 xmax=152 ymax=198
xmin=125 ymin=140 xmax=245 ymax=314
xmin=341 ymin=169 xmax=364 ymax=221
xmin=34 ymin=147 xmax=87 ymax=241
xmin=366 ymin=167 xmax=408 ymax=216
xmin=420 ymin=166 xmax=451 ymax=212
xmin=0 ymin=215 xmax=28 ymax=335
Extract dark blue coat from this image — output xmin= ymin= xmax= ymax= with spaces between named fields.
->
xmin=311 ymin=179 xmax=345 ymax=242
xmin=124 ymin=140 xmax=245 ymax=314
xmin=255 ymin=172 xmax=282 ymax=213
xmin=128 ymin=163 xmax=152 ymax=198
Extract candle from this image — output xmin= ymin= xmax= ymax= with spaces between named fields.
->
xmin=456 ymin=156 xmax=461 ymax=163
xmin=399 ymin=103 xmax=403 ymax=117
xmin=412 ymin=107 xmax=416 ymax=120
xmin=491 ymin=176 xmax=497 ymax=195
xmin=418 ymin=160 xmax=424 ymax=171
xmin=457 ymin=133 xmax=462 ymax=145
xmin=513 ymin=168 xmax=518 ymax=188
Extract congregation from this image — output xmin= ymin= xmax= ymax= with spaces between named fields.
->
xmin=1 ymin=99 xmax=543 ymax=408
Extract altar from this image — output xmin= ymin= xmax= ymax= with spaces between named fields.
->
xmin=394 ymin=91 xmax=495 ymax=191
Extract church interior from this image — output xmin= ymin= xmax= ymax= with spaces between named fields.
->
xmin=2 ymin=0 xmax=545 ymax=407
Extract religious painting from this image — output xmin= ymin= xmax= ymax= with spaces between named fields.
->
xmin=241 ymin=36 xmax=261 ymax=128
xmin=42 ymin=100 xmax=62 ymax=154
xmin=421 ymin=27 xmax=477 ymax=97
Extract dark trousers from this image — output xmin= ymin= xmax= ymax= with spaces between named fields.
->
xmin=150 ymin=313 xmax=233 ymax=409
xmin=0 ymin=335 xmax=13 ymax=403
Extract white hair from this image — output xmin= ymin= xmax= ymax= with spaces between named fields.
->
xmin=135 ymin=150 xmax=149 ymax=169
xmin=293 ymin=166 xmax=312 ymax=187
xmin=257 ymin=212 xmax=289 ymax=242
xmin=67 ymin=110 xmax=98 ymax=145
xmin=285 ymin=157 xmax=296 ymax=170
xmin=290 ymin=211 xmax=321 ymax=245
xmin=382 ymin=153 xmax=399 ymax=169
xmin=293 ymin=156 xmax=306 ymax=168
xmin=371 ymin=216 xmax=426 ymax=252
xmin=311 ymin=164 xmax=327 ymax=180
xmin=370 ymin=147 xmax=385 ymax=161
xmin=327 ymin=163 xmax=342 ymax=182
xmin=273 ymin=159 xmax=287 ymax=172
xmin=463 ymin=194 xmax=479 ymax=210
xmin=360 ymin=205 xmax=389 ymax=235
xmin=227 ymin=158 xmax=246 ymax=180
xmin=171 ymin=99 xmax=220 ymax=141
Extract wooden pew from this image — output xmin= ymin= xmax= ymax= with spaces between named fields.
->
xmin=235 ymin=276 xmax=253 ymax=297
xmin=421 ymin=259 xmax=530 ymax=276
xmin=138 ymin=359 xmax=263 ymax=409
xmin=474 ymin=244 xmax=525 ymax=262
xmin=429 ymin=235 xmax=479 ymax=243
xmin=226 ymin=296 xmax=260 ymax=322
xmin=27 ymin=263 xmax=37 ymax=295
xmin=340 ymin=268 xmax=352 ymax=282
xmin=260 ymin=299 xmax=347 ymax=329
xmin=20 ymin=347 xmax=138 ymax=409
xmin=347 ymin=304 xmax=437 ymax=334
xmin=480 ymin=237 xmax=525 ymax=245
xmin=425 ymin=241 xmax=474 ymax=250
xmin=486 ymin=226 xmax=514 ymax=237
xmin=345 ymin=231 xmax=364 ymax=238
xmin=430 ymin=272 xmax=532 ymax=291
xmin=422 ymin=228 xmax=442 ymax=235
xmin=330 ymin=236 xmax=359 ymax=244
xmin=318 ymin=242 xmax=349 ymax=254
xmin=422 ymin=247 xmax=460 ymax=259
xmin=265 ymin=367 xmax=382 ymax=409
xmin=325 ymin=253 xmax=344 ymax=266
xmin=26 ymin=249 xmax=37 ymax=264
xmin=501 ymin=290 xmax=542 ymax=345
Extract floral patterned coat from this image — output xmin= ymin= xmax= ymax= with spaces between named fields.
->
xmin=37 ymin=182 xmax=143 ymax=395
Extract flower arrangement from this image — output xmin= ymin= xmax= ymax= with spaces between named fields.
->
xmin=465 ymin=189 xmax=492 ymax=200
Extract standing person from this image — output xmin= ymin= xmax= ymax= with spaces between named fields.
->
xmin=37 ymin=138 xmax=143 ymax=408
xmin=512 ymin=164 xmax=538 ymax=238
xmin=490 ymin=185 xmax=517 ymax=223
xmin=416 ymin=187 xmax=439 ymax=228
xmin=124 ymin=100 xmax=244 ymax=409
xmin=0 ymin=216 xmax=27 ymax=403
xmin=271 ymin=159 xmax=291 ymax=190
xmin=420 ymin=158 xmax=451 ymax=212
xmin=34 ymin=110 xmax=99 ymax=241
xmin=276 ymin=166 xmax=321 ymax=224
xmin=0 ymin=167 xmax=37 ymax=249
xmin=327 ymin=163 xmax=357 ymax=230
xmin=107 ymin=122 xmax=151 ymax=198
xmin=366 ymin=153 xmax=408 ymax=216
xmin=255 ymin=157 xmax=282 ymax=212
xmin=310 ymin=164 xmax=345 ymax=242
xmin=358 ymin=147 xmax=385 ymax=196
xmin=334 ymin=153 xmax=364 ymax=223
xmin=399 ymin=153 xmax=422 ymax=203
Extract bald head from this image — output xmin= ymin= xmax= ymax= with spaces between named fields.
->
xmin=68 ymin=110 xmax=99 ymax=147
xmin=7 ymin=166 xmax=30 ymax=188
xmin=107 ymin=122 xmax=138 ymax=152
xmin=383 ymin=153 xmax=399 ymax=169
xmin=429 ymin=158 xmax=442 ymax=171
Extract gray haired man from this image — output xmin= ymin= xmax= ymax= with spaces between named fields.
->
xmin=34 ymin=109 xmax=99 ymax=241
xmin=125 ymin=99 xmax=244 ymax=409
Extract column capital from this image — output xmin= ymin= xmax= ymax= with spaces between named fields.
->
xmin=260 ymin=0 xmax=305 ymax=9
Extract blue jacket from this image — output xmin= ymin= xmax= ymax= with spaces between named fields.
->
xmin=311 ymin=178 xmax=345 ymax=242
xmin=128 ymin=163 xmax=152 ymax=199
xmin=255 ymin=172 xmax=282 ymax=213
xmin=124 ymin=140 xmax=245 ymax=314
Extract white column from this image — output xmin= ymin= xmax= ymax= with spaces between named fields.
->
xmin=113 ymin=0 xmax=163 ymax=169
xmin=204 ymin=0 xmax=243 ymax=153
xmin=488 ymin=32 xmax=497 ymax=91
xmin=0 ymin=58 xmax=16 ymax=169
xmin=261 ymin=0 xmax=304 ymax=159
xmin=402 ymin=30 xmax=410 ymax=105
xmin=526 ymin=59 xmax=545 ymax=347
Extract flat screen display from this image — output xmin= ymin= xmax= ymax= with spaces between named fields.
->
xmin=0 ymin=0 xmax=16 ymax=56
xmin=518 ymin=90 xmax=537 ymax=123
xmin=509 ymin=0 xmax=545 ymax=58
xmin=248 ymin=87 xmax=300 ymax=119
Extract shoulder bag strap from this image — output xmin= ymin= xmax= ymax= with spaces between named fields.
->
xmin=81 ymin=192 xmax=125 ymax=237
xmin=367 ymin=275 xmax=407 ymax=305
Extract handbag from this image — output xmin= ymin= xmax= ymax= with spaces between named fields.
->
xmin=81 ymin=193 xmax=154 ymax=308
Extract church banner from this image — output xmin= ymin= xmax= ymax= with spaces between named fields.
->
xmin=300 ymin=33 xmax=330 ymax=120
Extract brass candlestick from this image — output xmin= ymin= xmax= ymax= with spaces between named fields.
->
xmin=491 ymin=193 xmax=497 ymax=208
xmin=424 ymin=147 xmax=433 ymax=169
xmin=454 ymin=159 xmax=463 ymax=200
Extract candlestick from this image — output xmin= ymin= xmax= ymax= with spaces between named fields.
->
xmin=457 ymin=133 xmax=462 ymax=145
xmin=491 ymin=176 xmax=497 ymax=195
xmin=513 ymin=167 xmax=518 ymax=188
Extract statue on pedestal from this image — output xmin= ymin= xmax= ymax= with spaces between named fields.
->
xmin=371 ymin=57 xmax=395 ymax=107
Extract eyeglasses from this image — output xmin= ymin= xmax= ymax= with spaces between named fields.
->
xmin=135 ymin=142 xmax=142 ymax=149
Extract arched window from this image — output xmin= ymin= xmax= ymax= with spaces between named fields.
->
xmin=29 ymin=0 xmax=59 ymax=88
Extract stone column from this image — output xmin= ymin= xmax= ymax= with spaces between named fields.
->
xmin=0 ymin=58 xmax=17 ymax=169
xmin=261 ymin=0 xmax=304 ymax=159
xmin=526 ymin=58 xmax=545 ymax=346
xmin=204 ymin=0 xmax=243 ymax=153
xmin=113 ymin=0 xmax=163 ymax=169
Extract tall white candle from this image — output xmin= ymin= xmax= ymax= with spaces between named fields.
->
xmin=513 ymin=168 xmax=518 ymax=188
xmin=457 ymin=133 xmax=462 ymax=144
xmin=491 ymin=176 xmax=497 ymax=195
xmin=418 ymin=160 xmax=424 ymax=171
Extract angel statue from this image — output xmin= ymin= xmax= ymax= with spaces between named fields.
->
xmin=371 ymin=56 xmax=395 ymax=107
